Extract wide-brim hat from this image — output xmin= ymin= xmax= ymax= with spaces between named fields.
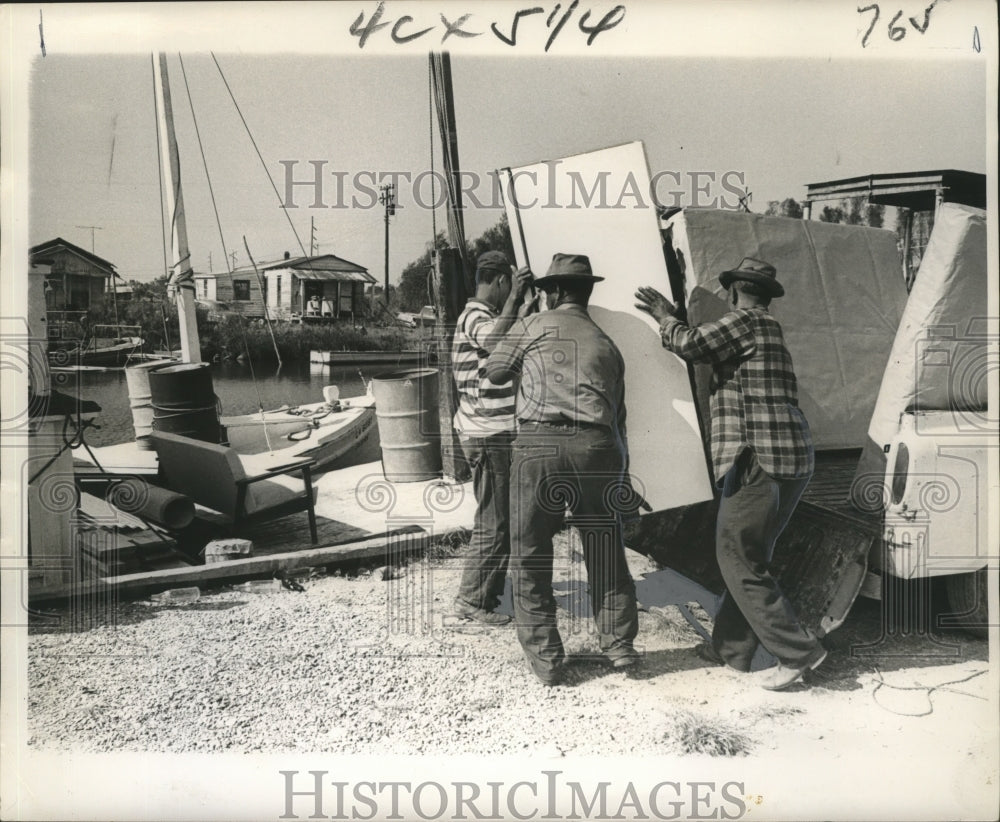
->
xmin=719 ymin=256 xmax=784 ymax=298
xmin=532 ymin=253 xmax=605 ymax=288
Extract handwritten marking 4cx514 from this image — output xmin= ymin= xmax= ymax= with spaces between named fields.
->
xmin=350 ymin=1 xmax=626 ymax=50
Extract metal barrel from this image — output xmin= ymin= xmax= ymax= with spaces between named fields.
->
xmin=125 ymin=360 xmax=173 ymax=449
xmin=149 ymin=362 xmax=224 ymax=444
xmin=371 ymin=368 xmax=442 ymax=482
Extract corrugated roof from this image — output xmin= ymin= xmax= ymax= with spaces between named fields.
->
xmin=221 ymin=253 xmax=374 ymax=282
xmin=261 ymin=253 xmax=369 ymax=273
xmin=288 ymin=269 xmax=375 ymax=283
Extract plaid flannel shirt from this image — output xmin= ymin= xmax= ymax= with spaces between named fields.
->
xmin=659 ymin=307 xmax=814 ymax=484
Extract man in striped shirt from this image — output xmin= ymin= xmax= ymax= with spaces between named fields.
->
xmin=635 ymin=257 xmax=825 ymax=691
xmin=452 ymin=250 xmax=535 ymax=625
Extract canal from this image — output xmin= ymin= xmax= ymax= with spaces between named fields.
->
xmin=55 ymin=361 xmax=404 ymax=448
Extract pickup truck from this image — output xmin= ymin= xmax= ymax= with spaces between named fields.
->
xmin=625 ymin=202 xmax=992 ymax=640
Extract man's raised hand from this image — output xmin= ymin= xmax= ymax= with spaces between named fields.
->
xmin=634 ymin=286 xmax=676 ymax=323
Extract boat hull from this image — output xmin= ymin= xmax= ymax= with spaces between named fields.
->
xmin=49 ymin=337 xmax=144 ymax=368
xmin=221 ymin=398 xmax=379 ymax=472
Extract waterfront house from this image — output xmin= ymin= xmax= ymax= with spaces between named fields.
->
xmin=195 ymin=252 xmax=375 ymax=320
xmin=29 ymin=237 xmax=118 ymax=313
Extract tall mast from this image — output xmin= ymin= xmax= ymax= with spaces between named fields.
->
xmin=429 ymin=51 xmax=473 ymax=295
xmin=153 ymin=53 xmax=201 ymax=363
xmin=429 ymin=52 xmax=472 ymax=482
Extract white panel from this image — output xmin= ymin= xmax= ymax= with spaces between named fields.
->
xmin=500 ymin=142 xmax=713 ymax=511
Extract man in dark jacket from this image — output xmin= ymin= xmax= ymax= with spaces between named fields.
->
xmin=486 ymin=253 xmax=639 ymax=686
xmin=635 ymin=257 xmax=825 ymax=690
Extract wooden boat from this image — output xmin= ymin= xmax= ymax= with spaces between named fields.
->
xmin=221 ymin=394 xmax=378 ymax=472
xmin=49 ymin=334 xmax=144 ymax=368
xmin=78 ymin=393 xmax=379 ymax=478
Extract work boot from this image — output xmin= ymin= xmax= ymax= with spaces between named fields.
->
xmin=453 ymin=600 xmax=512 ymax=626
xmin=526 ymin=656 xmax=565 ymax=686
xmin=605 ymin=645 xmax=642 ymax=669
xmin=694 ymin=641 xmax=725 ymax=667
xmin=757 ymin=648 xmax=827 ymax=691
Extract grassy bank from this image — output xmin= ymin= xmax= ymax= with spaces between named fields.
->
xmin=82 ymin=296 xmax=430 ymax=364
xmin=204 ymin=316 xmax=426 ymax=363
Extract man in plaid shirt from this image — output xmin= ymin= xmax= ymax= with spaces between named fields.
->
xmin=635 ymin=257 xmax=826 ymax=691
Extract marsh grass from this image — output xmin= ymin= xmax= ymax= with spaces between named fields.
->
xmin=663 ymin=709 xmax=753 ymax=756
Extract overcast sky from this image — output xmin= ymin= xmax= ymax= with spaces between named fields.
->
xmin=28 ymin=52 xmax=987 ymax=283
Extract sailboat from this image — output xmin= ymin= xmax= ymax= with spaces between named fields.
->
xmin=77 ymin=54 xmax=378 ymax=475
xmin=48 ymin=324 xmax=144 ymax=368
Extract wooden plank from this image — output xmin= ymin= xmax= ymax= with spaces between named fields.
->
xmin=28 ymin=527 xmax=461 ymax=604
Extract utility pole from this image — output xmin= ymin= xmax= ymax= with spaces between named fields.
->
xmin=310 ymin=216 xmax=316 ymax=257
xmin=379 ymin=183 xmax=396 ymax=306
xmin=229 ymin=250 xmax=238 ymax=270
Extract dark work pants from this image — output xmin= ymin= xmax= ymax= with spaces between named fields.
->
xmin=510 ymin=423 xmax=639 ymax=680
xmin=713 ymin=448 xmax=824 ymax=672
xmin=456 ymin=432 xmax=513 ymax=612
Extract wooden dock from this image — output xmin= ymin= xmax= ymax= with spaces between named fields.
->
xmin=31 ymin=459 xmax=476 ymax=604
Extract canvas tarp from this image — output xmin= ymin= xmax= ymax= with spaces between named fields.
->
xmin=852 ymin=202 xmax=989 ymax=506
xmin=665 ymin=208 xmax=907 ymax=451
xmin=501 ymin=142 xmax=714 ymax=512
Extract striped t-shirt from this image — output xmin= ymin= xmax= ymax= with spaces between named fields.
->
xmin=452 ymin=300 xmax=517 ymax=437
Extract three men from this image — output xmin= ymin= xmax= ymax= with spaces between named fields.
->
xmin=452 ymin=251 xmax=533 ymax=625
xmin=485 ymin=254 xmax=639 ymax=685
xmin=635 ymin=257 xmax=825 ymax=691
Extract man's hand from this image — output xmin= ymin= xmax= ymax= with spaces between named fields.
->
xmin=518 ymin=290 xmax=540 ymax=318
xmin=502 ymin=266 xmax=534 ymax=316
xmin=513 ymin=266 xmax=533 ymax=300
xmin=634 ymin=286 xmax=676 ymax=324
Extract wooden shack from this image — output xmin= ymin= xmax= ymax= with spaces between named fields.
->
xmin=263 ymin=253 xmax=375 ymax=321
xmin=196 ymin=253 xmax=375 ymax=320
xmin=29 ymin=237 xmax=118 ymax=312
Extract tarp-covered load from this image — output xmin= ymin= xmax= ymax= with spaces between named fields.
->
xmin=664 ymin=208 xmax=908 ymax=450
xmin=852 ymin=202 xmax=988 ymax=504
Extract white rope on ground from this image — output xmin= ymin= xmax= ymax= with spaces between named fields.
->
xmin=869 ymin=666 xmax=988 ymax=717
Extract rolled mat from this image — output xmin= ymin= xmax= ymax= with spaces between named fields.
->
xmin=110 ymin=479 xmax=195 ymax=530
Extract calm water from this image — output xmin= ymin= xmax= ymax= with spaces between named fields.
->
xmin=55 ymin=361 xmax=403 ymax=448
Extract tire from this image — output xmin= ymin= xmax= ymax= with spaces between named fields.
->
xmin=944 ymin=568 xmax=989 ymax=639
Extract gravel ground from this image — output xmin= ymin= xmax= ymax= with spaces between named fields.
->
xmin=27 ymin=531 xmax=992 ymax=760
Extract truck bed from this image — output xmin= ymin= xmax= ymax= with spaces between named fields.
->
xmin=802 ymin=449 xmax=881 ymax=531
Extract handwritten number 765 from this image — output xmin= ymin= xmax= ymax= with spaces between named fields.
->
xmin=858 ymin=0 xmax=940 ymax=48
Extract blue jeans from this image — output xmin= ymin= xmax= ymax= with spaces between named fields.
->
xmin=456 ymin=432 xmax=513 ymax=612
xmin=712 ymin=447 xmax=823 ymax=671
